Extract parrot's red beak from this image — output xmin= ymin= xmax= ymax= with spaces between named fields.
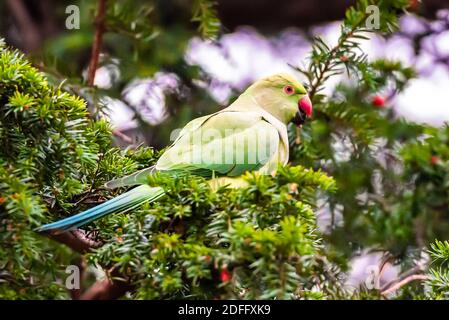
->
xmin=298 ymin=95 xmax=313 ymax=118
xmin=292 ymin=95 xmax=313 ymax=127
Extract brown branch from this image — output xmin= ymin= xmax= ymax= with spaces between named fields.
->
xmin=380 ymin=265 xmax=428 ymax=296
xmin=381 ymin=274 xmax=428 ymax=296
xmin=6 ymin=0 xmax=41 ymax=52
xmin=79 ymin=278 xmax=133 ymax=300
xmin=45 ymin=229 xmax=133 ymax=300
xmin=47 ymin=229 xmax=102 ymax=254
xmin=87 ymin=0 xmax=108 ymax=86
xmin=79 ymin=268 xmax=134 ymax=300
xmin=113 ymin=130 xmax=133 ymax=144
xmin=46 ymin=229 xmax=133 ymax=300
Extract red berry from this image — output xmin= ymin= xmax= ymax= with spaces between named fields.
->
xmin=431 ymin=155 xmax=439 ymax=165
xmin=372 ymin=95 xmax=385 ymax=107
xmin=220 ymin=268 xmax=231 ymax=283
xmin=409 ymin=0 xmax=419 ymax=11
xmin=340 ymin=55 xmax=349 ymax=62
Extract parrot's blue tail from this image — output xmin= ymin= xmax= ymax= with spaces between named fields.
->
xmin=37 ymin=185 xmax=165 ymax=233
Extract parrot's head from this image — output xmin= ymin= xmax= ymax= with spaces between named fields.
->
xmin=246 ymin=73 xmax=312 ymax=126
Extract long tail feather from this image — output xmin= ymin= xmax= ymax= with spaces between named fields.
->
xmin=105 ymin=166 xmax=157 ymax=189
xmin=37 ymin=185 xmax=165 ymax=233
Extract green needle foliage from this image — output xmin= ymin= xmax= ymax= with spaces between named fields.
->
xmin=425 ymin=240 xmax=449 ymax=299
xmin=0 ymin=39 xmax=343 ymax=299
xmin=2 ymin=0 xmax=449 ymax=300
xmin=192 ymin=0 xmax=221 ymax=40
xmin=291 ymin=0 xmax=426 ymax=253
xmin=288 ymin=0 xmax=449 ymax=299
xmin=90 ymin=168 xmax=340 ymax=299
xmin=0 ymin=39 xmax=139 ymax=299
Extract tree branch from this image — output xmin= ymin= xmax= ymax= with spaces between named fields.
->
xmin=380 ymin=265 xmax=428 ymax=296
xmin=6 ymin=0 xmax=41 ymax=52
xmin=113 ymin=130 xmax=133 ymax=144
xmin=47 ymin=229 xmax=102 ymax=254
xmin=45 ymin=229 xmax=134 ymax=300
xmin=381 ymin=274 xmax=428 ymax=296
xmin=87 ymin=0 xmax=108 ymax=87
xmin=79 ymin=268 xmax=133 ymax=300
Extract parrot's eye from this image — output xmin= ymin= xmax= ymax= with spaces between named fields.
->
xmin=283 ymin=85 xmax=295 ymax=95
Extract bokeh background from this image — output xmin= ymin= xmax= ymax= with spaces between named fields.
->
xmin=2 ymin=0 xmax=449 ymax=294
xmin=3 ymin=1 xmax=449 ymax=141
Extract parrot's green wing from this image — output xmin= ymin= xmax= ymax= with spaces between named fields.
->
xmin=104 ymin=115 xmax=214 ymax=189
xmin=156 ymin=111 xmax=282 ymax=177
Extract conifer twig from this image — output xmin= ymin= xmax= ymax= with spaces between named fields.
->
xmin=381 ymin=274 xmax=428 ymax=296
xmin=113 ymin=130 xmax=133 ymax=143
xmin=380 ymin=265 xmax=428 ymax=296
xmin=87 ymin=0 xmax=107 ymax=86
xmin=307 ymin=15 xmax=369 ymax=100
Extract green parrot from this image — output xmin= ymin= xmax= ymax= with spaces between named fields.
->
xmin=37 ymin=73 xmax=313 ymax=233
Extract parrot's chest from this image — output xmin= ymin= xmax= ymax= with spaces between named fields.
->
xmin=257 ymin=135 xmax=288 ymax=175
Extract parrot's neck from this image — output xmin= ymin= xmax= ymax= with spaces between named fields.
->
xmin=224 ymin=92 xmax=290 ymax=169
xmin=236 ymin=92 xmax=296 ymax=125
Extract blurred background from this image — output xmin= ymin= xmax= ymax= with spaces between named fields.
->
xmin=2 ymin=0 xmax=449 ymax=294
xmin=2 ymin=0 xmax=449 ymax=145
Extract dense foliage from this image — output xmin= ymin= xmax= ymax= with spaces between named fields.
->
xmin=0 ymin=38 xmax=342 ymax=299
xmin=2 ymin=0 xmax=449 ymax=300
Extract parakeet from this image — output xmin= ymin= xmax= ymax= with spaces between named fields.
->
xmin=37 ymin=73 xmax=313 ymax=233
